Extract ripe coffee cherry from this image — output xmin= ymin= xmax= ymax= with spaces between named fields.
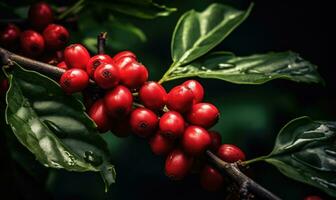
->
xmin=165 ymin=148 xmax=193 ymax=180
xmin=43 ymin=24 xmax=69 ymax=50
xmin=120 ymin=62 xmax=148 ymax=89
xmin=60 ymin=68 xmax=89 ymax=94
xmin=57 ymin=61 xmax=68 ymax=70
xmin=187 ymin=103 xmax=219 ymax=128
xmin=89 ymin=99 xmax=110 ymax=133
xmin=217 ymin=144 xmax=246 ymax=163
xmin=304 ymin=196 xmax=322 ymax=200
xmin=200 ymin=165 xmax=223 ymax=191
xmin=104 ymin=85 xmax=133 ymax=118
xmin=0 ymin=24 xmax=21 ymax=47
xmin=159 ymin=111 xmax=185 ymax=139
xmin=149 ymin=132 xmax=175 ymax=155
xmin=114 ymin=56 xmax=136 ymax=71
xmin=139 ymin=81 xmax=167 ymax=110
xmin=86 ymin=54 xmax=113 ymax=77
xmin=182 ymin=80 xmax=204 ymax=103
xmin=130 ymin=108 xmax=158 ymax=137
xmin=94 ymin=63 xmax=119 ymax=89
xmin=20 ymin=30 xmax=45 ymax=57
xmin=113 ymin=51 xmax=136 ymax=62
xmin=28 ymin=2 xmax=53 ymax=30
xmin=182 ymin=126 xmax=211 ymax=155
xmin=209 ymin=131 xmax=222 ymax=152
xmin=64 ymin=44 xmax=90 ymax=69
xmin=167 ymin=85 xmax=194 ymax=113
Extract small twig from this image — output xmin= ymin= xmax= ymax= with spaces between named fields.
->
xmin=97 ymin=32 xmax=107 ymax=54
xmin=206 ymin=150 xmax=281 ymax=200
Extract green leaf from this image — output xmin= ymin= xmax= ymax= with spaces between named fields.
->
xmin=265 ymin=117 xmax=336 ymax=197
xmin=171 ymin=3 xmax=253 ymax=66
xmin=162 ymin=51 xmax=322 ymax=84
xmin=93 ymin=0 xmax=176 ymax=19
xmin=5 ymin=65 xmax=115 ymax=191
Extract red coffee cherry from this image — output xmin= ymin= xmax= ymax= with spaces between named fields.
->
xmin=139 ymin=81 xmax=167 ymax=110
xmin=167 ymin=85 xmax=194 ymax=113
xmin=57 ymin=61 xmax=68 ymax=70
xmin=149 ymin=132 xmax=175 ymax=155
xmin=182 ymin=80 xmax=204 ymax=103
xmin=89 ymin=99 xmax=110 ymax=133
xmin=113 ymin=51 xmax=136 ymax=62
xmin=64 ymin=44 xmax=90 ymax=70
xmin=130 ymin=108 xmax=158 ymax=137
xmin=114 ymin=56 xmax=136 ymax=71
xmin=186 ymin=103 xmax=219 ymax=128
xmin=304 ymin=196 xmax=322 ymax=200
xmin=20 ymin=30 xmax=45 ymax=57
xmin=43 ymin=24 xmax=69 ymax=50
xmin=209 ymin=131 xmax=222 ymax=152
xmin=86 ymin=54 xmax=113 ymax=77
xmin=217 ymin=144 xmax=246 ymax=163
xmin=94 ymin=63 xmax=119 ymax=89
xmin=165 ymin=148 xmax=193 ymax=180
xmin=0 ymin=24 xmax=21 ymax=48
xmin=111 ymin=116 xmax=132 ymax=137
xmin=120 ymin=62 xmax=148 ymax=89
xmin=159 ymin=111 xmax=185 ymax=139
xmin=60 ymin=68 xmax=89 ymax=94
xmin=182 ymin=125 xmax=211 ymax=155
xmin=0 ymin=79 xmax=9 ymax=96
xmin=200 ymin=165 xmax=223 ymax=191
xmin=28 ymin=2 xmax=53 ymax=30
xmin=104 ymin=85 xmax=133 ymax=118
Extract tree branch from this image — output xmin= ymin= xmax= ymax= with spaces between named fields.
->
xmin=97 ymin=32 xmax=107 ymax=54
xmin=206 ymin=150 xmax=282 ymax=200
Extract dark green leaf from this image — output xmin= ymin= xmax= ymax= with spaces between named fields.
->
xmin=171 ymin=3 xmax=253 ymax=65
xmin=265 ymin=117 xmax=336 ymax=197
xmin=93 ymin=0 xmax=176 ymax=19
xmin=163 ymin=51 xmax=322 ymax=84
xmin=5 ymin=65 xmax=115 ymax=191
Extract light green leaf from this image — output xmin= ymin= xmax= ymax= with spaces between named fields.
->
xmin=5 ymin=65 xmax=115 ymax=191
xmin=171 ymin=3 xmax=253 ymax=65
xmin=162 ymin=51 xmax=322 ymax=84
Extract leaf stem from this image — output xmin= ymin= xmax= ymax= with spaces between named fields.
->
xmin=243 ymin=155 xmax=269 ymax=165
xmin=158 ymin=62 xmax=179 ymax=84
xmin=58 ymin=0 xmax=85 ymax=20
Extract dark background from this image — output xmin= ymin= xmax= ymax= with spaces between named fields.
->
xmin=0 ymin=0 xmax=334 ymax=199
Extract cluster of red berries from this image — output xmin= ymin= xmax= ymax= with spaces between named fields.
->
xmin=58 ymin=44 xmax=246 ymax=191
xmin=0 ymin=2 xmax=69 ymax=63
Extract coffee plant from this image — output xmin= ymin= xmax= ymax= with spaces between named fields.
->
xmin=0 ymin=1 xmax=333 ymax=200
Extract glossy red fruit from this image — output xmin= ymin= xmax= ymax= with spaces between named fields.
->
xmin=104 ymin=85 xmax=133 ymax=118
xmin=159 ymin=111 xmax=185 ymax=139
xmin=86 ymin=54 xmax=113 ymax=77
xmin=94 ymin=63 xmax=119 ymax=89
xmin=187 ymin=103 xmax=219 ymax=128
xmin=89 ymin=99 xmax=110 ymax=133
xmin=57 ymin=61 xmax=68 ymax=70
xmin=182 ymin=126 xmax=211 ymax=155
xmin=111 ymin=116 xmax=132 ymax=137
xmin=139 ymin=81 xmax=167 ymax=110
xmin=200 ymin=165 xmax=223 ymax=191
xmin=304 ymin=196 xmax=322 ymax=200
xmin=113 ymin=51 xmax=136 ymax=62
xmin=64 ymin=44 xmax=90 ymax=69
xmin=120 ymin=62 xmax=148 ymax=89
xmin=167 ymin=85 xmax=194 ymax=113
xmin=43 ymin=24 xmax=69 ymax=50
xmin=114 ymin=56 xmax=136 ymax=71
xmin=149 ymin=132 xmax=175 ymax=155
xmin=20 ymin=30 xmax=45 ymax=57
xmin=28 ymin=2 xmax=53 ymax=30
xmin=165 ymin=148 xmax=193 ymax=180
xmin=0 ymin=79 xmax=9 ymax=96
xmin=182 ymin=80 xmax=204 ymax=103
xmin=130 ymin=108 xmax=158 ymax=137
xmin=209 ymin=131 xmax=222 ymax=152
xmin=0 ymin=24 xmax=21 ymax=47
xmin=217 ymin=144 xmax=246 ymax=163
xmin=60 ymin=68 xmax=89 ymax=94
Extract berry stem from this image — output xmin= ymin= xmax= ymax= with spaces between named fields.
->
xmin=206 ymin=150 xmax=281 ymax=200
xmin=97 ymin=32 xmax=107 ymax=54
